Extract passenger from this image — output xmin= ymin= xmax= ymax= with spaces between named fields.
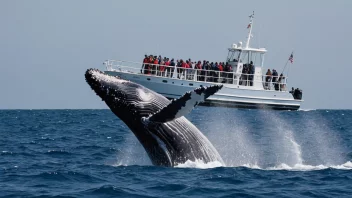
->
xmin=142 ymin=55 xmax=149 ymax=74
xmin=278 ymin=73 xmax=285 ymax=91
xmin=158 ymin=55 xmax=162 ymax=64
xmin=272 ymin=69 xmax=278 ymax=90
xmin=272 ymin=69 xmax=278 ymax=83
xmin=176 ymin=59 xmax=180 ymax=78
xmin=184 ymin=60 xmax=190 ymax=79
xmin=159 ymin=58 xmax=165 ymax=76
xmin=212 ymin=62 xmax=218 ymax=82
xmin=248 ymin=61 xmax=255 ymax=86
xmin=206 ymin=61 xmax=212 ymax=81
xmin=153 ymin=56 xmax=159 ymax=75
xmin=178 ymin=59 xmax=184 ymax=79
xmin=196 ymin=61 xmax=202 ymax=81
xmin=218 ymin=62 xmax=223 ymax=71
xmin=200 ymin=60 xmax=207 ymax=81
xmin=148 ymin=55 xmax=153 ymax=74
xmin=169 ymin=58 xmax=176 ymax=77
xmin=289 ymin=87 xmax=295 ymax=94
xmin=164 ymin=58 xmax=170 ymax=77
xmin=265 ymin=69 xmax=272 ymax=89
xmin=241 ymin=64 xmax=249 ymax=85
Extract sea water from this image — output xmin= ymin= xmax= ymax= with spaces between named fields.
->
xmin=0 ymin=108 xmax=351 ymax=197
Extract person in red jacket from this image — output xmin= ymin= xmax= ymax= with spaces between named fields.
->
xmin=159 ymin=58 xmax=165 ymax=76
xmin=218 ymin=62 xmax=224 ymax=71
xmin=142 ymin=55 xmax=149 ymax=74
xmin=164 ymin=58 xmax=170 ymax=77
xmin=153 ymin=57 xmax=159 ymax=75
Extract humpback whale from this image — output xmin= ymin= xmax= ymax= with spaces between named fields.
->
xmin=85 ymin=69 xmax=224 ymax=167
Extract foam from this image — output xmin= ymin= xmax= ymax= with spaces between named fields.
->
xmin=298 ymin=109 xmax=316 ymax=112
xmin=175 ymin=159 xmax=224 ymax=169
xmin=174 ymin=160 xmax=352 ymax=171
xmin=253 ymin=161 xmax=352 ymax=171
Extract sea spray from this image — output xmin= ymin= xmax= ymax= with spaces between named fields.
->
xmin=258 ymin=110 xmax=304 ymax=167
xmin=200 ymin=108 xmax=260 ymax=167
xmin=300 ymin=112 xmax=345 ymax=165
xmin=115 ymin=131 xmax=151 ymax=166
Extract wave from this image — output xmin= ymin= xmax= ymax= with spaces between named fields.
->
xmin=265 ymin=161 xmax=352 ymax=171
xmin=174 ymin=160 xmax=352 ymax=171
xmin=298 ymin=109 xmax=316 ymax=112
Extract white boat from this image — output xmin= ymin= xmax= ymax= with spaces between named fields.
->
xmin=103 ymin=13 xmax=303 ymax=110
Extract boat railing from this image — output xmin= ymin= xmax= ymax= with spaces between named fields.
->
xmin=104 ymin=60 xmax=288 ymax=91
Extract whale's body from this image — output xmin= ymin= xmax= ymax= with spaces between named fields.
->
xmin=85 ymin=69 xmax=224 ymax=166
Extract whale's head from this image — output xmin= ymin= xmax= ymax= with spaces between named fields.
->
xmin=85 ymin=69 xmax=170 ymax=122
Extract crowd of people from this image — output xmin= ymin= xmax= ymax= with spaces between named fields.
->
xmin=141 ymin=55 xmax=234 ymax=83
xmin=264 ymin=69 xmax=286 ymax=91
xmin=141 ymin=55 xmax=286 ymax=90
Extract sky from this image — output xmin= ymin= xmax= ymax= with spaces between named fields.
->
xmin=0 ymin=0 xmax=351 ymax=109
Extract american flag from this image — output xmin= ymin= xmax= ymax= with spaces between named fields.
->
xmin=289 ymin=53 xmax=294 ymax=63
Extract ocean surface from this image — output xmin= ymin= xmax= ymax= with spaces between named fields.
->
xmin=1 ymin=108 xmax=351 ymax=197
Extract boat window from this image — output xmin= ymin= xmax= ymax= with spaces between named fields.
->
xmin=189 ymin=83 xmax=193 ymax=86
xmin=147 ymin=78 xmax=151 ymax=81
xmin=227 ymin=50 xmax=241 ymax=62
xmin=240 ymin=51 xmax=249 ymax=64
xmin=240 ymin=51 xmax=264 ymax=67
xmin=249 ymin=51 xmax=263 ymax=67
xmin=162 ymin=80 xmax=167 ymax=83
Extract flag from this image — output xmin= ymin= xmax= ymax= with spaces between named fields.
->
xmin=247 ymin=23 xmax=251 ymax=29
xmin=289 ymin=53 xmax=294 ymax=63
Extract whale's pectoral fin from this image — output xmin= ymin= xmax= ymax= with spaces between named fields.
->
xmin=148 ymin=85 xmax=223 ymax=123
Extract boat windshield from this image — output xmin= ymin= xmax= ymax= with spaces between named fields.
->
xmin=240 ymin=51 xmax=265 ymax=67
xmin=226 ymin=50 xmax=241 ymax=62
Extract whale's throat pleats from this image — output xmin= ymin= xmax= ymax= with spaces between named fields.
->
xmin=85 ymin=69 xmax=224 ymax=167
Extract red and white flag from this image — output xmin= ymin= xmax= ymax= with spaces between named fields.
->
xmin=247 ymin=23 xmax=251 ymax=29
xmin=289 ymin=53 xmax=294 ymax=63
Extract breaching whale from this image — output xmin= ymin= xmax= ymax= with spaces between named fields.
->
xmin=85 ymin=69 xmax=224 ymax=167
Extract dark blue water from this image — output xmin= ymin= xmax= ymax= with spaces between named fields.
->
xmin=1 ymin=108 xmax=351 ymax=197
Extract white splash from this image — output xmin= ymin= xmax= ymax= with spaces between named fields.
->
xmin=175 ymin=159 xmax=224 ymax=169
xmin=265 ymin=161 xmax=352 ymax=171
xmin=290 ymin=137 xmax=303 ymax=165
xmin=298 ymin=109 xmax=316 ymax=112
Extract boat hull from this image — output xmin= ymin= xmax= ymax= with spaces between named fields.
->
xmin=105 ymin=71 xmax=302 ymax=110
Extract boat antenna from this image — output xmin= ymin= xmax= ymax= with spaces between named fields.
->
xmin=245 ymin=11 xmax=255 ymax=49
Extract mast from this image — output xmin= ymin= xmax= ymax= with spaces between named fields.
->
xmin=245 ymin=11 xmax=254 ymax=49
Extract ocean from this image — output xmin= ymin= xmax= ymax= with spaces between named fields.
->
xmin=1 ymin=108 xmax=351 ymax=197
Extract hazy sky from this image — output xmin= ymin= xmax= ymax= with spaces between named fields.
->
xmin=1 ymin=0 xmax=351 ymax=109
